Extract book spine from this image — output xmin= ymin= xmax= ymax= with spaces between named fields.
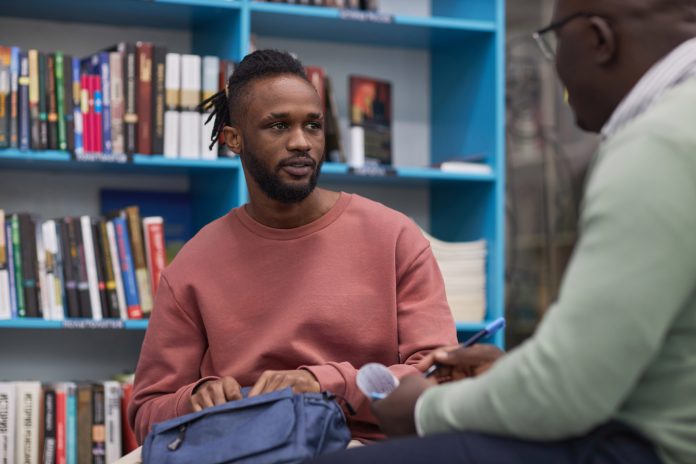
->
xmin=18 ymin=213 xmax=41 ymax=318
xmin=15 ymin=382 xmax=41 ymax=464
xmin=35 ymin=216 xmax=50 ymax=320
xmin=97 ymin=221 xmax=119 ymax=319
xmin=120 ymin=43 xmax=137 ymax=155
xmin=55 ymin=385 xmax=66 ymax=464
xmin=113 ymin=217 xmax=142 ymax=319
xmin=163 ymin=53 xmax=181 ymax=159
xmin=37 ymin=51 xmax=48 ymax=149
xmin=55 ymin=52 xmax=67 ymax=151
xmin=109 ymin=52 xmax=124 ymax=156
xmin=29 ymin=50 xmax=41 ymax=149
xmin=70 ymin=217 xmax=91 ymax=318
xmin=0 ymin=382 xmax=17 ymax=464
xmin=76 ymin=385 xmax=92 ymax=464
xmin=44 ymin=220 xmax=65 ymax=320
xmin=125 ymin=206 xmax=152 ymax=316
xmin=135 ymin=42 xmax=153 ymax=154
xmin=18 ymin=52 xmax=30 ymax=151
xmin=11 ymin=215 xmax=25 ymax=317
xmin=151 ymin=46 xmax=166 ymax=155
xmin=102 ymin=382 xmax=121 ymax=464
xmin=5 ymin=221 xmax=17 ymax=318
xmin=91 ymin=222 xmax=110 ymax=318
xmin=93 ymin=75 xmax=103 ymax=154
xmin=80 ymin=216 xmax=102 ymax=320
xmin=80 ymin=74 xmax=90 ymax=153
xmin=47 ymin=53 xmax=59 ymax=150
xmin=178 ymin=54 xmax=201 ymax=159
xmin=200 ymin=56 xmax=219 ymax=160
xmin=143 ymin=217 xmax=165 ymax=298
xmin=105 ymin=222 xmax=127 ymax=320
xmin=58 ymin=219 xmax=79 ymax=318
xmin=0 ymin=210 xmax=10 ymax=319
xmin=64 ymin=383 xmax=77 ymax=464
xmin=71 ymin=57 xmax=82 ymax=156
xmin=99 ymin=52 xmax=112 ymax=155
xmin=119 ymin=383 xmax=137 ymax=456
xmin=9 ymin=47 xmax=20 ymax=149
xmin=0 ymin=47 xmax=10 ymax=148
xmin=42 ymin=388 xmax=57 ymax=464
xmin=91 ymin=384 xmax=105 ymax=464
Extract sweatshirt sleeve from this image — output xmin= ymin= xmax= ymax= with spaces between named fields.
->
xmin=303 ymin=223 xmax=457 ymax=427
xmin=416 ymin=135 xmax=696 ymax=439
xmin=128 ymin=274 xmax=218 ymax=444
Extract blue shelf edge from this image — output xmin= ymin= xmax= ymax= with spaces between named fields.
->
xmin=0 ymin=318 xmax=149 ymax=330
xmin=321 ymin=162 xmax=495 ymax=182
xmin=248 ymin=1 xmax=497 ymax=32
xmin=155 ymin=0 xmax=243 ymax=8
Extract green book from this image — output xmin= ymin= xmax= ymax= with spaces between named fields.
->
xmin=55 ymin=52 xmax=67 ymax=151
xmin=11 ymin=214 xmax=25 ymax=317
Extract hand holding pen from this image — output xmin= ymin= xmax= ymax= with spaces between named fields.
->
xmin=424 ymin=317 xmax=506 ymax=379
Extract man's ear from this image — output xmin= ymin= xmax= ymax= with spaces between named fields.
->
xmin=223 ymin=125 xmax=242 ymax=155
xmin=589 ymin=16 xmax=616 ymax=65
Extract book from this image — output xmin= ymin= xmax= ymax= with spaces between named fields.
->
xmin=10 ymin=215 xmax=25 ymax=317
xmin=0 ymin=47 xmax=10 ymax=148
xmin=97 ymin=220 xmax=121 ymax=319
xmin=163 ymin=53 xmax=180 ymax=159
xmin=18 ymin=51 xmax=30 ymax=150
xmin=179 ymin=54 xmax=201 ymax=159
xmin=28 ymin=50 xmax=41 ymax=149
xmin=69 ymin=216 xmax=92 ymax=318
xmin=5 ymin=220 xmax=17 ymax=318
xmin=18 ymin=213 xmax=41 ymax=318
xmin=91 ymin=221 xmax=110 ymax=318
xmin=58 ymin=219 xmax=80 ymax=318
xmin=47 ymin=53 xmax=59 ymax=150
xmin=323 ymin=75 xmax=344 ymax=163
xmin=43 ymin=219 xmax=65 ymax=321
xmin=38 ymin=52 xmax=48 ymax=149
xmin=102 ymin=381 xmax=121 ymax=464
xmin=55 ymin=52 xmax=68 ymax=151
xmin=91 ymin=384 xmax=106 ymax=464
xmin=200 ymin=55 xmax=219 ymax=160
xmin=349 ymin=75 xmax=391 ymax=165
xmin=125 ymin=206 xmax=153 ymax=316
xmin=80 ymin=215 xmax=103 ymax=320
xmin=105 ymin=221 xmax=127 ymax=320
xmin=117 ymin=43 xmax=137 ymax=155
xmin=142 ymin=217 xmax=165 ymax=298
xmin=109 ymin=51 xmax=125 ymax=155
xmin=136 ymin=41 xmax=153 ymax=155
xmin=64 ymin=382 xmax=77 ymax=464
xmin=9 ymin=47 xmax=20 ymax=149
xmin=112 ymin=216 xmax=142 ymax=319
xmin=42 ymin=387 xmax=57 ymax=464
xmin=54 ymin=383 xmax=67 ymax=464
xmin=15 ymin=381 xmax=41 ymax=464
xmin=0 ymin=382 xmax=17 ymax=464
xmin=71 ymin=57 xmax=83 ymax=156
xmin=76 ymin=384 xmax=92 ymax=464
xmin=151 ymin=46 xmax=166 ymax=156
xmin=0 ymin=210 xmax=10 ymax=320
xmin=34 ymin=216 xmax=50 ymax=319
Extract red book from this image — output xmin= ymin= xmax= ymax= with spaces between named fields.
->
xmin=120 ymin=383 xmax=138 ymax=455
xmin=93 ymin=75 xmax=103 ymax=154
xmin=143 ymin=217 xmax=165 ymax=297
xmin=55 ymin=386 xmax=67 ymax=464
xmin=81 ymin=74 xmax=91 ymax=152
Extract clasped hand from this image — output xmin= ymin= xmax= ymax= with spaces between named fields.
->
xmin=191 ymin=370 xmax=320 ymax=412
xmin=372 ymin=344 xmax=504 ymax=437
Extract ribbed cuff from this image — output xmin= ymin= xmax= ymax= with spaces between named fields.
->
xmin=300 ymin=364 xmax=346 ymax=396
xmin=175 ymin=376 xmax=220 ymax=416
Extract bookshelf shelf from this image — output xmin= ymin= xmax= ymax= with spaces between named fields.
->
xmin=320 ymin=163 xmax=495 ymax=183
xmin=455 ymin=321 xmax=489 ymax=333
xmin=0 ymin=318 xmax=148 ymax=330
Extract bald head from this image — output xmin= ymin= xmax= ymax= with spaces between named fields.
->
xmin=550 ymin=0 xmax=696 ymax=132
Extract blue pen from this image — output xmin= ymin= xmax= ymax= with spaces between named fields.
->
xmin=423 ymin=317 xmax=506 ymax=378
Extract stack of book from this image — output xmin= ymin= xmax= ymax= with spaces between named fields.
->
xmin=0 ymin=377 xmax=138 ymax=464
xmin=0 ymin=207 xmax=166 ymax=321
xmin=422 ymin=230 xmax=487 ymax=322
xmin=0 ymin=45 xmax=237 ymax=160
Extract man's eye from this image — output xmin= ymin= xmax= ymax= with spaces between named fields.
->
xmin=270 ymin=122 xmax=288 ymax=130
xmin=306 ymin=122 xmax=323 ymax=130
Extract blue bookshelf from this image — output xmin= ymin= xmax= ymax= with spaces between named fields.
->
xmin=0 ymin=0 xmax=506 ymax=381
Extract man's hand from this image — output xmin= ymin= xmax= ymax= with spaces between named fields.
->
xmin=426 ymin=344 xmax=505 ymax=382
xmin=191 ymin=376 xmax=243 ymax=412
xmin=371 ymin=375 xmax=436 ymax=437
xmin=248 ymin=370 xmax=320 ymax=398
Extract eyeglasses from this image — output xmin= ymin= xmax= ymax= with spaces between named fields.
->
xmin=533 ymin=12 xmax=596 ymax=60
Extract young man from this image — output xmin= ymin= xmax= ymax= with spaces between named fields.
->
xmin=128 ymin=49 xmax=457 ymax=444
xmin=309 ymin=0 xmax=696 ymax=463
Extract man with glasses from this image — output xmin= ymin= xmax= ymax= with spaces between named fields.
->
xmin=308 ymin=1 xmax=696 ymax=463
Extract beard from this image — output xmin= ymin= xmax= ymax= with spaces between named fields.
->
xmin=241 ymin=147 xmax=323 ymax=204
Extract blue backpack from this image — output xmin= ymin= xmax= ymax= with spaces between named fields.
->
xmin=142 ymin=388 xmax=352 ymax=464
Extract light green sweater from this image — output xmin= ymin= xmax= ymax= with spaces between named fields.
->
xmin=417 ymin=78 xmax=696 ymax=464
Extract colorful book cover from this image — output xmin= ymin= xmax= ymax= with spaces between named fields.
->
xmin=55 ymin=52 xmax=67 ymax=151
xmin=9 ymin=47 xmax=20 ymax=148
xmin=349 ymin=75 xmax=392 ymax=165
xmin=112 ymin=216 xmax=142 ymax=319
xmin=18 ymin=51 xmax=30 ymax=150
xmin=72 ymin=57 xmax=83 ymax=156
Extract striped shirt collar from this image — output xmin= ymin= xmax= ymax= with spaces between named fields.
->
xmin=602 ymin=37 xmax=696 ymax=139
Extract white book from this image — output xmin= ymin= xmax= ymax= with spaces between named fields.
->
xmin=102 ymin=381 xmax=121 ymax=464
xmin=106 ymin=221 xmax=127 ymax=320
xmin=200 ymin=56 xmax=219 ymax=160
xmin=179 ymin=111 xmax=201 ymax=159
xmin=163 ymin=53 xmax=181 ymax=159
xmin=41 ymin=221 xmax=64 ymax=321
xmin=0 ymin=210 xmax=10 ymax=320
xmin=438 ymin=161 xmax=492 ymax=175
xmin=0 ymin=382 xmax=17 ymax=464
xmin=179 ymin=54 xmax=201 ymax=159
xmin=34 ymin=219 xmax=50 ymax=321
xmin=80 ymin=216 xmax=102 ymax=320
xmin=14 ymin=382 xmax=41 ymax=464
xmin=110 ymin=51 xmax=125 ymax=156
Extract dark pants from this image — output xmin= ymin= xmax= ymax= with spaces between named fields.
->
xmin=307 ymin=422 xmax=662 ymax=464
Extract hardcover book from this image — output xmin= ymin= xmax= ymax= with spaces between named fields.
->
xmin=349 ymin=75 xmax=392 ymax=165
